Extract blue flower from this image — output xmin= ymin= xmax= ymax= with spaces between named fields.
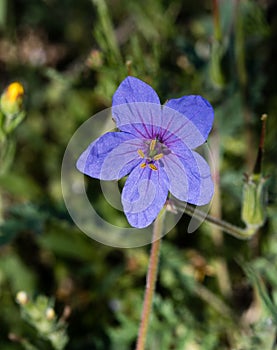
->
xmin=77 ymin=77 xmax=214 ymax=228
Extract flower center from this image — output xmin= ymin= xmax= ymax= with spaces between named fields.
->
xmin=137 ymin=138 xmax=168 ymax=171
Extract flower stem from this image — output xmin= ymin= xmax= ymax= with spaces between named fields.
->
xmin=0 ymin=192 xmax=3 ymax=225
xmin=212 ymin=0 xmax=222 ymax=42
xmin=135 ymin=211 xmax=165 ymax=350
xmin=0 ymin=137 xmax=15 ymax=227
xmin=180 ymin=203 xmax=259 ymax=240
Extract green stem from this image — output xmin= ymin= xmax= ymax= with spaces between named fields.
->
xmin=135 ymin=211 xmax=165 ymax=350
xmin=0 ymin=138 xmax=15 ymax=176
xmin=0 ymin=191 xmax=3 ymax=225
xmin=0 ymin=137 xmax=15 ymax=227
xmin=212 ymin=0 xmax=222 ymax=42
xmin=180 ymin=203 xmax=259 ymax=240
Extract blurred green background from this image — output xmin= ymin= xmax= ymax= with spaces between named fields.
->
xmin=0 ymin=0 xmax=277 ymax=349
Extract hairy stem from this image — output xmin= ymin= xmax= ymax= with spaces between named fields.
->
xmin=180 ymin=203 xmax=259 ymax=240
xmin=135 ymin=211 xmax=165 ymax=350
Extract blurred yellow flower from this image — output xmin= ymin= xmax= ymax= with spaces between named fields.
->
xmin=5 ymin=82 xmax=24 ymax=103
xmin=0 ymin=81 xmax=25 ymax=119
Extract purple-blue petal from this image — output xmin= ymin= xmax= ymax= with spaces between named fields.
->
xmin=76 ymin=132 xmax=139 ymax=180
xmin=112 ymin=76 xmax=160 ymax=108
xmin=112 ymin=102 xmax=163 ymax=139
xmin=99 ymin=138 xmax=146 ymax=180
xmin=186 ymin=151 xmax=214 ymax=205
xmin=161 ymin=152 xmax=189 ymax=201
xmin=112 ymin=77 xmax=162 ymax=138
xmin=163 ymin=140 xmax=214 ymax=205
xmin=122 ymin=165 xmax=169 ymax=228
xmin=165 ymin=95 xmax=214 ymax=147
xmin=160 ymin=105 xmax=206 ymax=149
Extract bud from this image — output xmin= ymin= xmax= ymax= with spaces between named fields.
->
xmin=16 ymin=291 xmax=29 ymax=305
xmin=0 ymin=82 xmax=24 ymax=117
xmin=242 ymin=173 xmax=267 ymax=228
xmin=0 ymin=82 xmax=25 ymax=135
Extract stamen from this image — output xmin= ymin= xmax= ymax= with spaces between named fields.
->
xmin=149 ymin=163 xmax=158 ymax=171
xmin=153 ymin=153 xmax=164 ymax=161
xmin=140 ymin=163 xmax=147 ymax=168
xmin=137 ymin=149 xmax=145 ymax=158
xmin=149 ymin=139 xmax=157 ymax=152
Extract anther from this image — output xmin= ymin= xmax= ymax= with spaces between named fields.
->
xmin=149 ymin=164 xmax=158 ymax=171
xmin=153 ymin=153 xmax=163 ymax=161
xmin=137 ymin=149 xmax=145 ymax=158
xmin=140 ymin=163 xmax=147 ymax=168
xmin=149 ymin=139 xmax=157 ymax=152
